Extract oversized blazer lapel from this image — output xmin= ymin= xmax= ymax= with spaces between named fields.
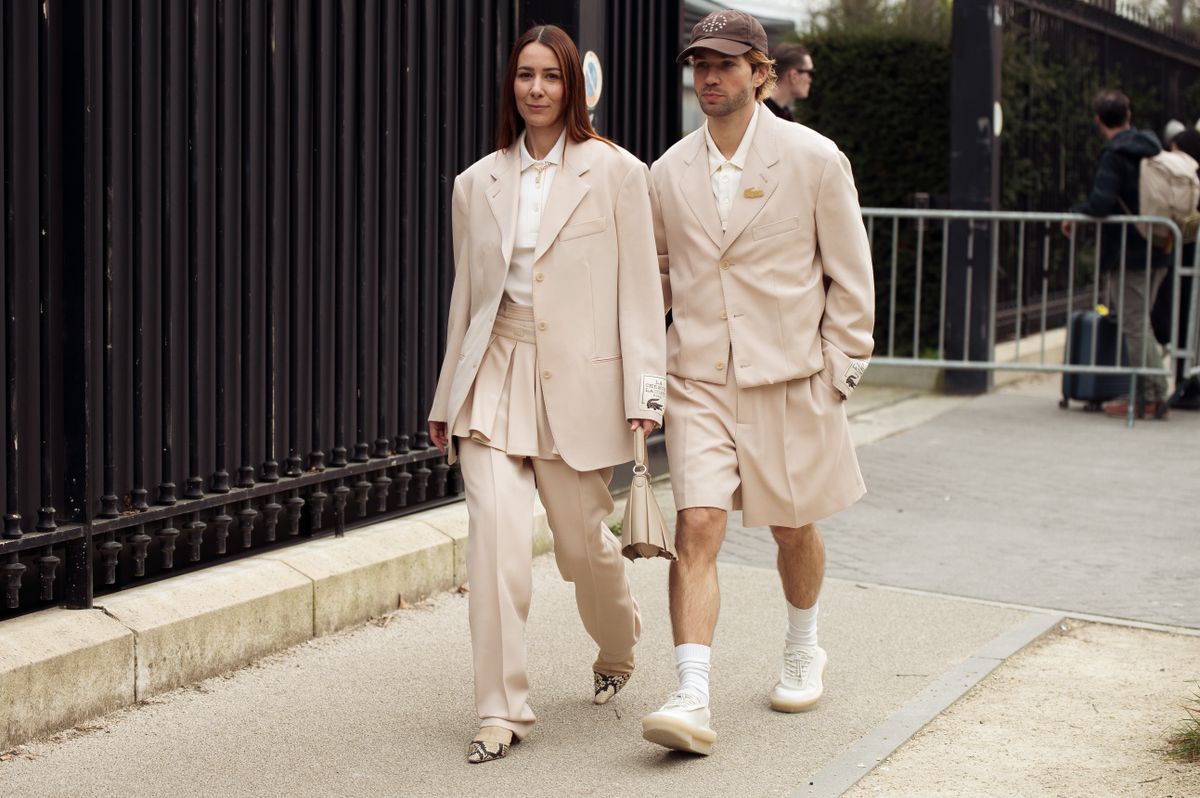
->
xmin=485 ymin=146 xmax=521 ymax=267
xmin=720 ymin=109 xmax=780 ymax=254
xmin=533 ymin=138 xmax=593 ymax=262
xmin=680 ymin=132 xmax=723 ymax=250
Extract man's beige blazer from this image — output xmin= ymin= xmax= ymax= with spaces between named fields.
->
xmin=429 ymin=137 xmax=666 ymax=472
xmin=649 ymin=105 xmax=874 ymax=397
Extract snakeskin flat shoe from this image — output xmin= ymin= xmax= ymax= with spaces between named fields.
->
xmin=466 ymin=726 xmax=514 ymax=764
xmin=466 ymin=739 xmax=510 ymax=764
xmin=593 ymin=670 xmax=632 ymax=705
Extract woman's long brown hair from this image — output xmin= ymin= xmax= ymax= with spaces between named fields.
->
xmin=495 ymin=25 xmax=608 ymax=151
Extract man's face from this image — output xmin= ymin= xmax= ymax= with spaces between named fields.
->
xmin=691 ymin=49 xmax=764 ymax=119
xmin=792 ymin=55 xmax=813 ymax=100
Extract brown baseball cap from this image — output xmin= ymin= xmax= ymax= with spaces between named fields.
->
xmin=677 ymin=9 xmax=769 ymax=64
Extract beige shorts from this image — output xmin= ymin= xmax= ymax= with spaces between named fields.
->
xmin=664 ymin=367 xmax=865 ymax=529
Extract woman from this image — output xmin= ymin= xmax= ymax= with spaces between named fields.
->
xmin=427 ymin=25 xmax=666 ymax=764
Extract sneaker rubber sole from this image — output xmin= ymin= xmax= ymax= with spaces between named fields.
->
xmin=641 ymin=715 xmax=717 ymax=755
xmin=769 ymin=653 xmax=826 ymax=713
xmin=769 ymin=690 xmax=822 ymax=713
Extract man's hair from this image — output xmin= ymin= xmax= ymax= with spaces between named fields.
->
xmin=1092 ymin=89 xmax=1131 ymax=129
xmin=746 ymin=49 xmax=777 ymax=101
xmin=771 ymin=42 xmax=810 ymax=74
xmin=1172 ymin=128 xmax=1200 ymax=165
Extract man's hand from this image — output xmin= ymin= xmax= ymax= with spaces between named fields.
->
xmin=428 ymin=421 xmax=449 ymax=453
xmin=628 ymin=418 xmax=659 ymax=438
xmin=1060 ymin=220 xmax=1074 ymax=239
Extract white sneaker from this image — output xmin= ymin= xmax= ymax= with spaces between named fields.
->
xmin=641 ymin=689 xmax=717 ymax=755
xmin=770 ymin=645 xmax=827 ymax=712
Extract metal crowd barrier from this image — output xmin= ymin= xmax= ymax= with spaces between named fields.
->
xmin=859 ymin=208 xmax=1200 ymax=425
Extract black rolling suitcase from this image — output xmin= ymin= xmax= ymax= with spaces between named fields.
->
xmin=1060 ymin=310 xmax=1130 ymax=410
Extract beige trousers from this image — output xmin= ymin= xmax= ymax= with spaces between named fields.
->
xmin=454 ymin=303 xmax=640 ymax=738
xmin=1106 ymin=267 xmax=1169 ymax=402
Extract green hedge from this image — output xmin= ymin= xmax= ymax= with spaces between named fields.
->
xmin=794 ymin=34 xmax=951 ymax=209
xmin=792 ymin=35 xmax=951 ymax=354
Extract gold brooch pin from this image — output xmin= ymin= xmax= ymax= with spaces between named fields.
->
xmin=743 ymin=187 xmax=764 ymax=198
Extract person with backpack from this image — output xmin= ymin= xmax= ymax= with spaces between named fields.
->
xmin=1150 ymin=128 xmax=1200 ymax=409
xmin=1060 ymin=89 xmax=1181 ymax=420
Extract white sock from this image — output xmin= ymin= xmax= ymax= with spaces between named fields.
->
xmin=674 ymin=643 xmax=711 ymax=702
xmin=785 ymin=600 xmax=819 ymax=649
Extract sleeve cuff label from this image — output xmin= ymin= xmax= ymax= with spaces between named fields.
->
xmin=843 ymin=360 xmax=868 ymax=390
xmin=639 ymin=374 xmax=667 ymax=413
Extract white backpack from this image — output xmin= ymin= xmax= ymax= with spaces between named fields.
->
xmin=1131 ymin=150 xmax=1200 ymax=250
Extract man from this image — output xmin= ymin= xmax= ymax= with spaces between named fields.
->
xmin=764 ymin=42 xmax=812 ymax=122
xmin=641 ymin=10 xmax=875 ymax=755
xmin=1060 ymin=89 xmax=1171 ymax=419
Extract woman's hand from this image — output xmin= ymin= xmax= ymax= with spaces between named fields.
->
xmin=628 ymin=418 xmax=659 ymax=438
xmin=428 ymin=421 xmax=449 ymax=453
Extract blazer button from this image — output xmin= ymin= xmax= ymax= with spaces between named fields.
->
xmin=542 ymin=369 xmax=552 ymax=379
xmin=535 ymin=272 xmax=545 ymax=282
xmin=720 ymin=261 xmax=731 ymax=270
xmin=537 ymin=321 xmax=548 ymax=331
xmin=719 ymin=310 xmax=727 ymax=320
xmin=715 ymin=362 xmax=725 ymax=370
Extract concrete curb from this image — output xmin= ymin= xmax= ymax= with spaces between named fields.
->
xmin=0 ymin=609 xmax=135 ymax=749
xmin=794 ymin=613 xmax=1066 ymax=798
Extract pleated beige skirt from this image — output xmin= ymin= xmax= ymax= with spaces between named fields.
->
xmin=452 ymin=300 xmax=559 ymax=459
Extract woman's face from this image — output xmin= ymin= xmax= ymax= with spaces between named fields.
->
xmin=514 ymin=42 xmax=565 ymax=131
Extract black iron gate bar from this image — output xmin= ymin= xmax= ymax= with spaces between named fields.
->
xmin=0 ymin=444 xmax=452 ymax=606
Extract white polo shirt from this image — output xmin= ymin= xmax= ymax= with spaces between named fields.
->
xmin=704 ymin=103 xmax=760 ymax=233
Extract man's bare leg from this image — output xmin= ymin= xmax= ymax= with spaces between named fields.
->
xmin=669 ymin=507 xmax=728 ymax=645
xmin=642 ymin=506 xmax=726 ymax=754
xmin=771 ymin=522 xmax=825 ymax=609
xmin=768 ymin=522 xmax=827 ymax=712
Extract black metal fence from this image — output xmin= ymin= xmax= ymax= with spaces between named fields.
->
xmin=2 ymin=0 xmax=681 ymax=620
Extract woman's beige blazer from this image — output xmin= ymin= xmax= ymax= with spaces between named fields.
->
xmin=429 ymin=137 xmax=667 ymax=472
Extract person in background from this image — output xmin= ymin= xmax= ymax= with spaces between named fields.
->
xmin=764 ymin=42 xmax=812 ymax=122
xmin=1060 ymin=89 xmax=1171 ymax=420
xmin=427 ymin=24 xmax=666 ymax=764
xmin=1152 ymin=128 xmax=1200 ymax=408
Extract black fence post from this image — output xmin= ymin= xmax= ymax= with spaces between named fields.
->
xmin=946 ymin=0 xmax=1002 ymax=394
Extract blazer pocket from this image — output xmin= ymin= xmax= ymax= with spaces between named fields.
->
xmin=559 ymin=216 xmax=607 ymax=242
xmin=590 ymin=353 xmax=622 ymax=364
xmin=752 ymin=215 xmax=800 ymax=241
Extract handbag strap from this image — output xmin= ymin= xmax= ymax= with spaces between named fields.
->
xmin=633 ymin=427 xmax=648 ymax=475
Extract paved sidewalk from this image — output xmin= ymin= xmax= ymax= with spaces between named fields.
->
xmin=0 ymin=560 xmax=1030 ymax=798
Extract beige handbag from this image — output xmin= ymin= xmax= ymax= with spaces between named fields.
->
xmin=620 ymin=428 xmax=676 ymax=561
